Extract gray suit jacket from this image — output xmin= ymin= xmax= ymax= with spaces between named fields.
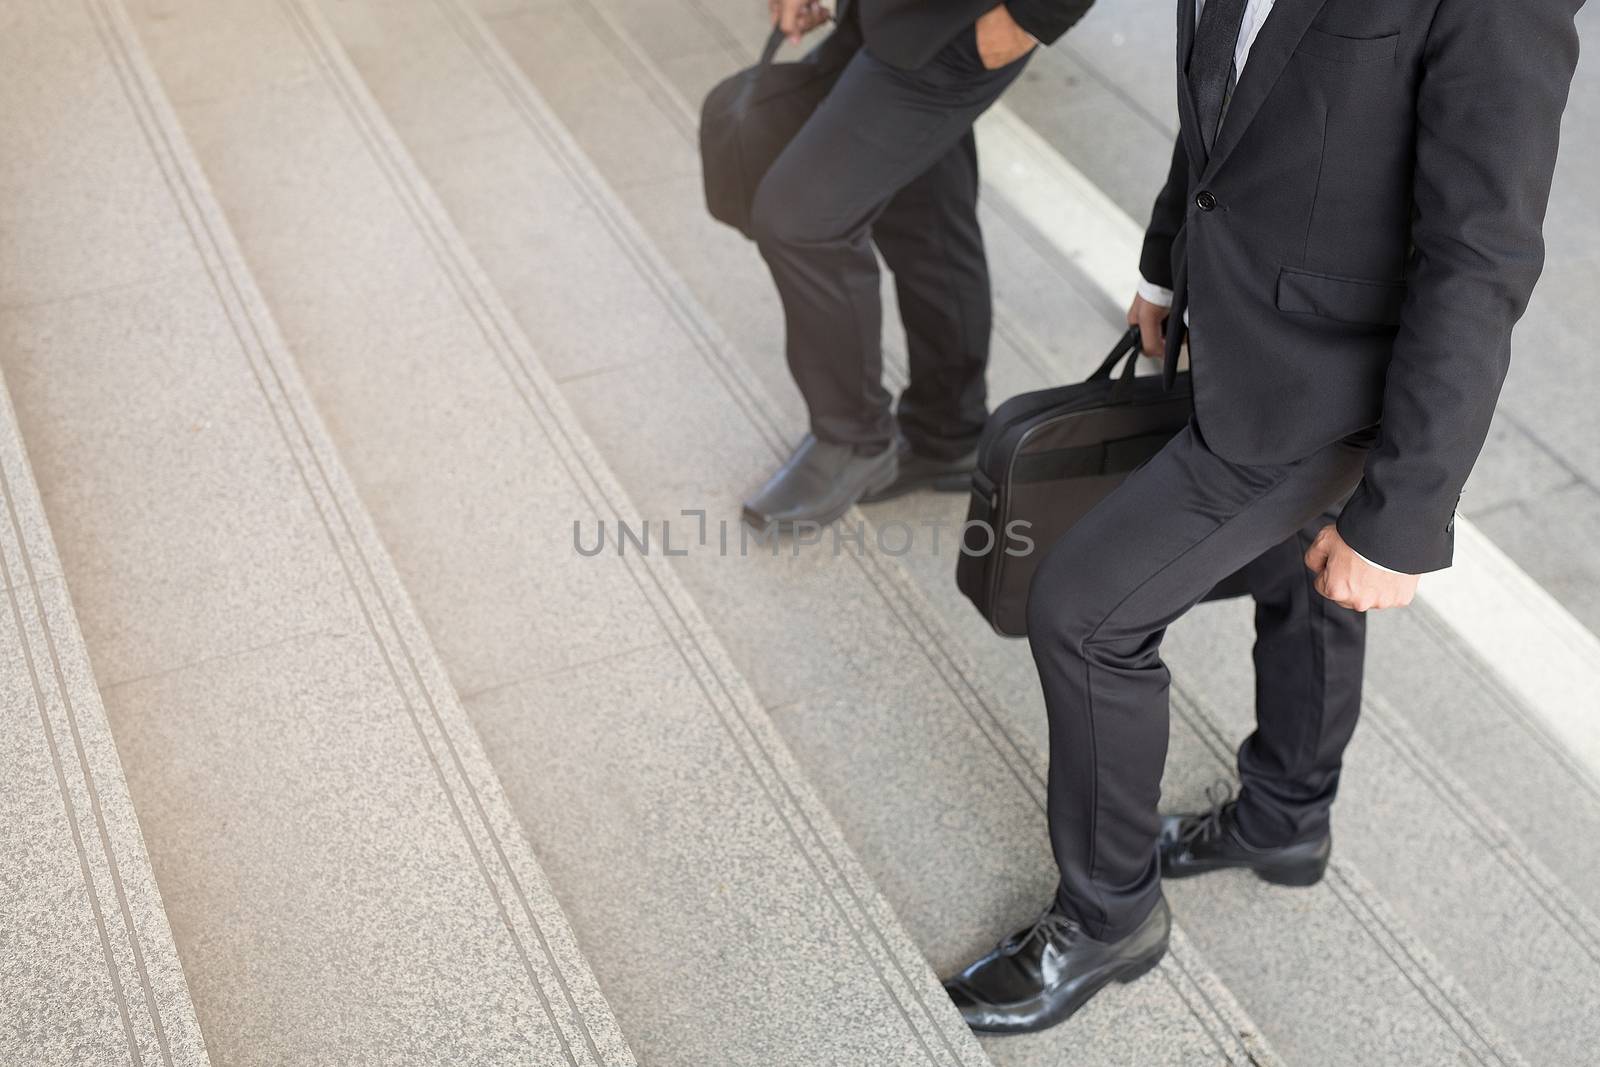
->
xmin=1139 ymin=0 xmax=1584 ymax=572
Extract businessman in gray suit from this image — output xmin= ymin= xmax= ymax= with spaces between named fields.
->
xmin=944 ymin=0 xmax=1585 ymax=1034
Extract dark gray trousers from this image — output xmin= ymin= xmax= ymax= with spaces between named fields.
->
xmin=749 ymin=14 xmax=1029 ymax=458
xmin=1027 ymin=420 xmax=1373 ymax=939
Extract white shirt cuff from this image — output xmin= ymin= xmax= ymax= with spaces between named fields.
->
xmin=1136 ymin=275 xmax=1174 ymax=309
xmin=1351 ymin=548 xmax=1404 ymax=575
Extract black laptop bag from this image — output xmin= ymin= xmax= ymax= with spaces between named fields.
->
xmin=957 ymin=327 xmax=1249 ymax=637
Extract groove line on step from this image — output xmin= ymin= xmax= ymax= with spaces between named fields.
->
xmin=465 ymin=0 xmax=1288 ymax=1056
xmin=980 ymin=190 xmax=1129 ymax=326
xmin=535 ymin=2 xmax=1281 ymax=1058
xmin=279 ymin=6 xmax=644 ymax=1060
xmin=1409 ymin=602 xmax=1600 ymax=804
xmin=88 ymin=0 xmax=599 ymax=1059
xmin=1172 ymin=690 xmax=1522 ymax=1067
xmin=293 ymin=0 xmax=970 ymax=1059
xmin=552 ymin=0 xmax=1111 ymax=835
xmin=1320 ymin=869 xmax=1510 ymax=1067
xmin=510 ymin=5 xmax=1561 ymax=1064
xmin=0 ymin=430 xmax=163 ymax=1066
xmin=553 ymin=0 xmax=1078 ymax=846
xmin=1361 ymin=695 xmax=1600 ymax=965
xmin=1159 ymin=929 xmax=1262 ymax=1065
xmin=360 ymin=0 xmax=960 ymax=1056
xmin=445 ymin=2 xmax=789 ymax=459
xmin=564 ymin=0 xmax=1061 ymax=831
xmin=330 ymin=0 xmax=959 ymax=1057
xmin=420 ymin=0 xmax=1065 ymax=1055
xmin=860 ymin=542 xmax=1261 ymax=1063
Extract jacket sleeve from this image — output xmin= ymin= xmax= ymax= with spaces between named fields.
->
xmin=1335 ymin=0 xmax=1582 ymax=574
xmin=1140 ymin=136 xmax=1189 ymax=291
xmin=1004 ymin=0 xmax=1096 ymax=47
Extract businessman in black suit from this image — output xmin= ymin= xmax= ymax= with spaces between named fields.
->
xmin=741 ymin=0 xmax=1094 ymax=528
xmin=944 ymin=0 xmax=1585 ymax=1034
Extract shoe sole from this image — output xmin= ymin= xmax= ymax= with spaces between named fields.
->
xmin=1256 ymin=862 xmax=1328 ymax=887
xmin=964 ymin=943 xmax=1168 ymax=1036
xmin=858 ymin=468 xmax=973 ymax=505
xmin=1162 ymin=858 xmax=1328 ymax=887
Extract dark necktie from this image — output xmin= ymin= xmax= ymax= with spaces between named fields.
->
xmin=1189 ymin=0 xmax=1250 ymax=154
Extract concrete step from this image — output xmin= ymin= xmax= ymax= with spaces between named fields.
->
xmin=121 ymin=1 xmax=989 ymax=1064
xmin=0 ymin=3 xmax=631 ymax=1064
xmin=0 ymin=369 xmax=209 ymax=1064
xmin=472 ymin=0 xmax=1600 ymax=1063
xmin=314 ymin=0 xmax=1280 ymax=1063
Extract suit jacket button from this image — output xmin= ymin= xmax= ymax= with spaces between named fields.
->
xmin=1195 ymin=190 xmax=1217 ymax=212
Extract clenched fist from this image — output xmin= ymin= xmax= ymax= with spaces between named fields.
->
xmin=1304 ymin=524 xmax=1419 ymax=612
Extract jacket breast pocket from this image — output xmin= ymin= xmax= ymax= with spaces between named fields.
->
xmin=1294 ymin=28 xmax=1399 ymax=65
xmin=1277 ymin=267 xmax=1406 ymax=327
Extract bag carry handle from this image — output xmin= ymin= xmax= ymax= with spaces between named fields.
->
xmin=761 ymin=25 xmax=787 ymax=64
xmin=1086 ymin=326 xmax=1149 ymax=401
xmin=1087 ymin=326 xmax=1143 ymax=382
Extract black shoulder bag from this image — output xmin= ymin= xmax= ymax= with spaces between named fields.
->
xmin=699 ymin=26 xmax=845 ymax=238
xmin=956 ymin=327 xmax=1249 ymax=637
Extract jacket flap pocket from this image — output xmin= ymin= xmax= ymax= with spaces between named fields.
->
xmin=1277 ymin=267 xmax=1406 ymax=326
xmin=1295 ymin=28 xmax=1399 ymax=64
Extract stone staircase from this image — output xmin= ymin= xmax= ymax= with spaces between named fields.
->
xmin=0 ymin=362 xmax=208 ymax=1067
xmin=1 ymin=1 xmax=1596 ymax=1065
xmin=0 ymin=3 xmax=628 ymax=1062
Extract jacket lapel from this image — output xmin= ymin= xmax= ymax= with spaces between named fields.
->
xmin=1175 ymin=0 xmax=1207 ymax=173
xmin=1201 ymin=0 xmax=1331 ymax=178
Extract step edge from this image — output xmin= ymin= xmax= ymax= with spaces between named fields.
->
xmin=0 ymin=364 xmax=211 ymax=1066
xmin=222 ymin=0 xmax=996 ymax=1062
xmin=508 ymin=4 xmax=1566 ymax=1062
xmin=441 ymin=1 xmax=1286 ymax=1061
xmin=77 ymin=2 xmax=637 ymax=1061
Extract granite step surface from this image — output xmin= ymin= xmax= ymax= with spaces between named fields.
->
xmin=460 ymin=0 xmax=1597 ymax=1063
xmin=0 ymin=3 xmax=631 ymax=1064
xmin=120 ymin=1 xmax=991 ymax=1064
xmin=313 ymin=0 xmax=1282 ymax=1063
xmin=0 ymin=367 xmax=210 ymax=1066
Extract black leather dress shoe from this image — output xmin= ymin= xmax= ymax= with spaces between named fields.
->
xmin=942 ymin=896 xmax=1170 ymax=1035
xmin=859 ymin=436 xmax=977 ymax=503
xmin=1159 ymin=786 xmax=1330 ymax=886
xmin=741 ymin=434 xmax=898 ymax=528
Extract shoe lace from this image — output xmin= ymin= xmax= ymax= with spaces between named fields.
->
xmin=1178 ymin=781 xmax=1238 ymax=847
xmin=999 ymin=906 xmax=1080 ymax=957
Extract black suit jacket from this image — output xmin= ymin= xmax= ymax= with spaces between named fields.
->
xmin=1140 ymin=0 xmax=1584 ymax=573
xmin=856 ymin=0 xmax=1095 ymax=70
